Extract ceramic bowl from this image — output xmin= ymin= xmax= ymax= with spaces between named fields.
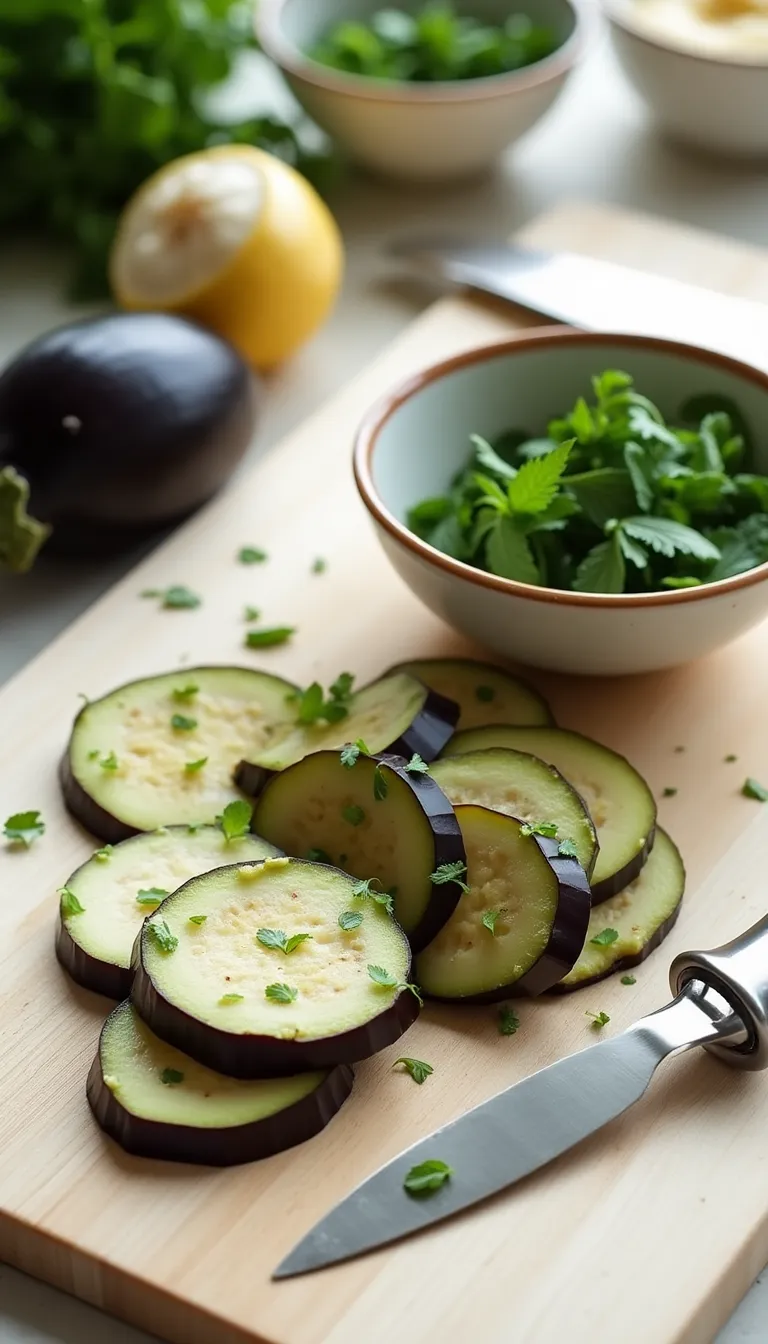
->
xmin=354 ymin=329 xmax=768 ymax=676
xmin=602 ymin=0 xmax=768 ymax=158
xmin=257 ymin=0 xmax=585 ymax=182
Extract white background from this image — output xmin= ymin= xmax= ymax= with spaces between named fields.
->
xmin=1 ymin=18 xmax=768 ymax=1342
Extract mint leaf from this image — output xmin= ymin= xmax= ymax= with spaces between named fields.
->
xmin=257 ymin=928 xmax=288 ymax=951
xmin=284 ymin=933 xmax=313 ymax=954
xmin=622 ymin=516 xmax=720 ymax=562
xmin=3 ymin=810 xmax=45 ymax=847
xmin=404 ymin=1159 xmax=453 ymax=1195
xmin=368 ymin=964 xmax=398 ymax=988
xmin=430 ymin=861 xmax=469 ymax=893
xmin=217 ymin=800 xmax=252 ymax=842
xmin=136 ymin=888 xmax=169 ymax=906
xmin=565 ymin=468 xmax=638 ymax=528
xmin=573 ymin=535 xmax=626 ymax=595
xmin=339 ymin=910 xmax=363 ymax=931
xmin=486 ymin=516 xmax=539 ymax=584
xmin=351 ymin=878 xmax=394 ymax=915
xmin=395 ymin=1057 xmax=433 ymax=1085
xmin=506 ymin=439 xmax=572 ymax=515
xmin=171 ymin=713 xmax=197 ymax=731
xmin=557 ymin=838 xmax=579 ymax=858
xmin=188 ymin=915 xmax=207 ymax=926
xmin=265 ymin=982 xmax=298 ymax=1004
xmin=147 ymin=920 xmax=178 ymax=954
xmin=623 ymin=444 xmax=655 ymax=513
xmin=404 ymin=753 xmax=430 ymax=774
xmin=482 ymin=909 xmax=501 ymax=935
xmin=618 ymin=529 xmax=648 ymax=570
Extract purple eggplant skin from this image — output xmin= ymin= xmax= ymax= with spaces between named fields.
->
xmin=59 ymin=749 xmax=136 ymax=844
xmin=0 ymin=312 xmax=257 ymax=566
xmin=86 ymin=1031 xmax=354 ymax=1167
xmin=55 ymin=921 xmax=132 ymax=1001
xmin=234 ymin=686 xmax=460 ymax=800
xmin=427 ymin=834 xmax=592 ymax=1005
xmin=550 ymin=897 xmax=684 ymax=993
xmin=591 ymin=827 xmax=657 ymax=906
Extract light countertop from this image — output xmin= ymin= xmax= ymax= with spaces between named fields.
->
xmin=2 ymin=19 xmax=768 ymax=1343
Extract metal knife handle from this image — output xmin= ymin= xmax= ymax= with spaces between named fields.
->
xmin=670 ymin=913 xmax=768 ymax=1069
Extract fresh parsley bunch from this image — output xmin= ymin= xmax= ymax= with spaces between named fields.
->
xmin=311 ymin=4 xmax=559 ymax=82
xmin=0 ymin=0 xmax=334 ymax=297
xmin=408 ymin=371 xmax=768 ymax=594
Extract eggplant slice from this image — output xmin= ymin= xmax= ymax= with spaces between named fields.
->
xmin=56 ymin=825 xmax=282 ymax=1000
xmin=555 ymin=829 xmax=685 ymax=992
xmin=254 ymin=750 xmax=465 ymax=951
xmin=389 ymin=658 xmax=553 ymax=731
xmin=61 ymin=666 xmax=298 ymax=841
xmin=415 ymin=805 xmax=591 ymax=1002
xmin=88 ymin=1001 xmax=353 ymax=1166
xmin=132 ymin=856 xmax=420 ymax=1077
xmin=443 ymin=726 xmax=656 ymax=903
xmin=430 ymin=749 xmax=597 ymax=880
xmin=236 ymin=672 xmax=458 ymax=796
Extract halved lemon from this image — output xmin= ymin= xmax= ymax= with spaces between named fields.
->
xmin=110 ymin=146 xmax=344 ymax=370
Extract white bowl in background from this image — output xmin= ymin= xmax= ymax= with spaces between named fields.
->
xmin=354 ymin=329 xmax=768 ymax=676
xmin=602 ymin=0 xmax=768 ymax=158
xmin=257 ymin=0 xmax=586 ymax=182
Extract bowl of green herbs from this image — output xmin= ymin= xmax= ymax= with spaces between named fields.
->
xmin=354 ymin=329 xmax=768 ymax=675
xmin=257 ymin=0 xmax=585 ymax=181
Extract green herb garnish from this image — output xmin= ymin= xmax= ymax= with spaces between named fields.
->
xmin=219 ymin=993 xmax=244 ymax=1004
xmin=171 ymin=713 xmax=197 ymax=731
xmin=312 ymin=557 xmax=327 ymax=574
xmin=351 ymin=878 xmax=394 ymax=915
xmin=3 ymin=810 xmax=45 ymax=847
xmin=245 ymin=627 xmax=295 ymax=649
xmin=296 ymin=674 xmax=354 ymax=725
xmin=725 ymin=753 xmax=738 ymax=763
xmin=136 ymin=888 xmax=169 ymax=907
xmin=238 ymin=547 xmax=267 ymax=564
xmin=60 ymin=887 xmax=84 ymax=918
xmin=256 ymin=928 xmax=313 ymax=955
xmin=188 ymin=915 xmax=207 ymax=926
xmin=99 ymin=752 xmax=119 ymax=771
xmin=475 ymin=685 xmax=495 ymax=702
xmin=404 ymin=753 xmax=430 ymax=774
xmin=313 ymin=6 xmax=559 ymax=83
xmin=184 ymin=757 xmax=208 ymax=774
xmin=307 ymin=847 xmax=333 ymax=864
xmin=662 ymin=786 xmax=678 ymax=798
xmin=217 ymin=800 xmax=252 ymax=841
xmin=94 ymin=845 xmax=113 ymax=862
xmin=368 ymin=964 xmax=398 ymax=987
xmin=243 ymin=606 xmax=261 ymax=622
xmin=621 ymin=974 xmax=637 ymax=985
xmin=520 ymin=821 xmax=559 ymax=838
xmin=340 ymin=740 xmax=370 ymax=768
xmin=147 ymin=920 xmax=178 ymax=954
xmin=587 ymin=1010 xmax=610 ymax=1030
xmin=339 ymin=910 xmax=364 ymax=931
xmin=395 ymin=1057 xmax=433 ymax=1084
xmin=342 ymin=804 xmax=366 ymax=827
xmin=265 ymin=982 xmax=298 ymax=1004
xmin=557 ymin=838 xmax=579 ymax=858
xmin=172 ymin=684 xmax=199 ymax=702
xmin=160 ymin=1068 xmax=184 ymax=1086
xmin=743 ymin=777 xmax=768 ymax=801
xmin=406 ymin=373 xmax=759 ymax=594
xmin=142 ymin=586 xmax=201 ymax=610
xmin=404 ymin=1159 xmax=453 ymax=1196
xmin=590 ymin=928 xmax=619 ymax=946
xmin=482 ymin=909 xmax=501 ymax=936
xmin=430 ymin=860 xmax=469 ymax=893
xmin=498 ymin=1005 xmax=520 ymax=1035
xmin=373 ymin=763 xmax=388 ymax=801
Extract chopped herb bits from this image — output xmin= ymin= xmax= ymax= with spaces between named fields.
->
xmin=245 ymin=627 xmax=295 ymax=649
xmin=743 ymin=777 xmax=768 ymax=801
xmin=404 ymin=1159 xmax=453 ymax=1196
xmin=342 ymin=804 xmax=366 ymax=827
xmin=311 ymin=557 xmax=327 ymax=574
xmin=404 ymin=753 xmax=429 ymax=774
xmin=482 ymin=909 xmax=501 ymax=936
xmin=184 ymin=757 xmax=208 ymax=774
xmin=662 ymin=786 xmax=678 ymax=798
xmin=590 ymin=928 xmax=619 ymax=946
xmin=171 ymin=713 xmax=197 ymax=731
xmin=188 ymin=915 xmax=207 ymax=926
xmin=147 ymin=920 xmax=178 ymax=954
xmin=99 ymin=752 xmax=119 ymax=771
xmin=339 ymin=910 xmax=364 ymax=931
xmin=3 ymin=810 xmax=45 ymax=847
xmin=395 ymin=1057 xmax=433 ymax=1084
xmin=60 ymin=887 xmax=85 ymax=917
xmin=265 ymin=982 xmax=298 ymax=1004
xmin=219 ymin=993 xmax=244 ymax=1004
xmin=587 ymin=1010 xmax=610 ymax=1030
xmin=621 ymin=974 xmax=637 ymax=986
xmin=142 ymin=585 xmax=201 ymax=610
xmin=373 ymin=763 xmax=388 ymax=800
xmin=238 ymin=547 xmax=267 ymax=564
xmin=430 ymin=861 xmax=469 ymax=893
xmin=307 ymin=847 xmax=332 ymax=864
xmin=217 ymin=800 xmax=252 ymax=841
xmin=498 ymin=1005 xmax=520 ymax=1036
xmin=160 ymin=1068 xmax=184 ymax=1085
xmin=172 ymin=684 xmax=198 ymax=702
xmin=243 ymin=606 xmax=261 ymax=622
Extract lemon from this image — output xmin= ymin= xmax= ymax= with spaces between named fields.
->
xmin=110 ymin=146 xmax=344 ymax=370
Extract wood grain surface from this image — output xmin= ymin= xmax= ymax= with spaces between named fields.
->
xmin=3 ymin=201 xmax=768 ymax=1344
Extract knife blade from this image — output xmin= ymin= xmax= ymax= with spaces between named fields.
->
xmin=389 ymin=238 xmax=768 ymax=372
xmin=273 ymin=906 xmax=768 ymax=1280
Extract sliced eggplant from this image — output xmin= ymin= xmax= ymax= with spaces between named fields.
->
xmin=254 ymin=749 xmax=465 ymax=952
xmin=131 ymin=856 xmax=420 ymax=1077
xmin=87 ymin=1000 xmax=353 ymax=1166
xmin=415 ymin=805 xmax=591 ymax=1002
xmin=443 ymin=726 xmax=656 ymax=904
xmin=555 ymin=829 xmax=685 ymax=992
xmin=235 ymin=672 xmax=458 ymax=796
xmin=430 ymin=749 xmax=597 ymax=879
xmin=61 ymin=666 xmax=298 ymax=842
xmin=56 ymin=825 xmax=282 ymax=1000
xmin=388 ymin=658 xmax=553 ymax=731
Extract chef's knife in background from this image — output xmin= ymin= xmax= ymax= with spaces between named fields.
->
xmin=275 ymin=912 xmax=768 ymax=1279
xmin=388 ymin=239 xmax=768 ymax=372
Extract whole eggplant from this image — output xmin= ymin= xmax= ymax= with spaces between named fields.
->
xmin=0 ymin=312 xmax=258 ymax=571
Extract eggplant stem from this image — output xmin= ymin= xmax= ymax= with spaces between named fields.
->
xmin=0 ymin=466 xmax=51 ymax=573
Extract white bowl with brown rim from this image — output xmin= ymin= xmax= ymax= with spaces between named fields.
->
xmin=602 ymin=0 xmax=768 ymax=158
xmin=257 ymin=0 xmax=587 ymax=182
xmin=354 ymin=329 xmax=768 ymax=676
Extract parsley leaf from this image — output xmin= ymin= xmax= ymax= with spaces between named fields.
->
xmin=621 ymin=974 xmax=637 ymax=985
xmin=171 ymin=713 xmax=197 ymax=731
xmin=172 ymin=684 xmax=199 ymax=702
xmin=404 ymin=753 xmax=430 ymax=774
xmin=257 ymin=928 xmax=312 ymax=954
xmin=557 ymin=838 xmax=579 ymax=858
xmin=238 ymin=547 xmax=267 ymax=564
xmin=342 ymin=804 xmax=366 ymax=827
xmin=430 ymin=860 xmax=469 ymax=892
xmin=339 ymin=910 xmax=363 ymax=931
xmin=147 ymin=921 xmax=178 ymax=954
xmin=373 ymin=763 xmax=388 ymax=801
xmin=265 ymin=982 xmax=298 ymax=1004
xmin=482 ymin=909 xmax=501 ymax=935
xmin=587 ymin=1010 xmax=610 ymax=1030
xmin=245 ymin=627 xmax=295 ymax=648
xmin=498 ymin=1005 xmax=520 ymax=1035
xmin=590 ymin=928 xmax=619 ymax=946
xmin=217 ymin=800 xmax=252 ymax=841
xmin=142 ymin=586 xmax=201 ymax=610
xmin=404 ymin=1160 xmax=453 ymax=1195
xmin=60 ymin=887 xmax=85 ymax=918
xmin=340 ymin=743 xmax=361 ymax=768
xmin=160 ymin=1068 xmax=184 ymax=1086
xmin=743 ymin=777 xmax=768 ymax=801
xmin=3 ymin=810 xmax=45 ymax=847
xmin=136 ymin=888 xmax=169 ymax=907
xmin=296 ymin=675 xmax=354 ymax=725
xmin=395 ymin=1057 xmax=433 ymax=1084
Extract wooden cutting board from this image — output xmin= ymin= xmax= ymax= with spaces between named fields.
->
xmin=3 ymin=200 xmax=768 ymax=1344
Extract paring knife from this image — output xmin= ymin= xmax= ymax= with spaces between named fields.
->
xmin=388 ymin=238 xmax=768 ymax=372
xmin=274 ymin=914 xmax=768 ymax=1279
